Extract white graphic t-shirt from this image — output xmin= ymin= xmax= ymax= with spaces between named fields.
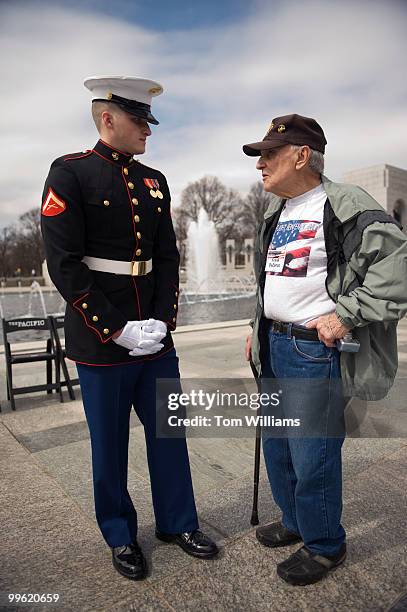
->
xmin=263 ymin=183 xmax=336 ymax=325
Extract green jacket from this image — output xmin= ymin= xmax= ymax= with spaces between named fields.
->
xmin=251 ymin=175 xmax=407 ymax=400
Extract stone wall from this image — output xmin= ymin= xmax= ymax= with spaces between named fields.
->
xmin=343 ymin=164 xmax=407 ymax=229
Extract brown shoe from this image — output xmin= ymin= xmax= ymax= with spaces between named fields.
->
xmin=256 ymin=521 xmax=302 ymax=548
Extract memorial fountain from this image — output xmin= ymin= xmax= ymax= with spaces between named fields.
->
xmin=182 ymin=207 xmax=255 ymax=304
xmin=186 ymin=208 xmax=224 ymax=295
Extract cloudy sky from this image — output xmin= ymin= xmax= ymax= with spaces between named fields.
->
xmin=0 ymin=0 xmax=406 ymax=228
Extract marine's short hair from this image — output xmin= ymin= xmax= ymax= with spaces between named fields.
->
xmin=91 ymin=100 xmax=124 ymax=131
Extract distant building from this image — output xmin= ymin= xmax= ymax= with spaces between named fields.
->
xmin=342 ymin=164 xmax=407 ymax=230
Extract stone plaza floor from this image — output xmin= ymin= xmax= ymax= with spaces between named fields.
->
xmin=0 ymin=319 xmax=406 ymax=611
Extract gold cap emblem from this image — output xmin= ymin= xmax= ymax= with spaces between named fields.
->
xmin=267 ymin=122 xmax=274 ymax=135
xmin=107 ymin=92 xmax=113 ymax=100
xmin=148 ymin=86 xmax=162 ymax=95
xmin=277 ymin=124 xmax=286 ymax=133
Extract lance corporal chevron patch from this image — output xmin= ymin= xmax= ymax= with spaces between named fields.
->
xmin=42 ymin=187 xmax=67 ymax=217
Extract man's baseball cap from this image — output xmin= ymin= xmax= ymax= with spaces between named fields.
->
xmin=243 ymin=113 xmax=327 ymax=156
xmin=84 ymin=76 xmax=163 ymax=125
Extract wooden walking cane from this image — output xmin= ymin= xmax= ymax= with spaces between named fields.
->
xmin=249 ymin=359 xmax=261 ymax=526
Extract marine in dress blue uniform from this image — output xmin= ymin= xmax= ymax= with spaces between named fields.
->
xmin=41 ymin=76 xmax=218 ymax=580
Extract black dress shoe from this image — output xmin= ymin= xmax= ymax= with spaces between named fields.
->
xmin=277 ymin=544 xmax=347 ymax=586
xmin=155 ymin=529 xmax=219 ymax=559
xmin=112 ymin=541 xmax=148 ymax=580
xmin=256 ymin=521 xmax=302 ymax=548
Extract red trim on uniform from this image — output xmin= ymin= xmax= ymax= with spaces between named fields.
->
xmin=132 ymin=277 xmax=142 ymax=319
xmin=99 ymin=139 xmax=130 ymax=156
xmin=78 ymin=308 xmax=116 ymax=343
xmin=120 ymin=168 xmax=142 ymax=321
xmin=72 ymin=292 xmax=114 ymax=343
xmin=63 ymin=151 xmax=93 ymax=162
xmin=169 ymin=282 xmax=179 ymax=329
xmin=73 ymin=303 xmax=104 ymax=342
xmin=72 ymin=292 xmax=90 ymax=306
xmin=121 ymin=169 xmax=138 ymax=258
xmin=70 ymin=344 xmax=175 ymax=366
xmin=91 ymin=149 xmax=116 ymax=165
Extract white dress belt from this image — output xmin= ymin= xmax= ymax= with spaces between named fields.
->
xmin=82 ymin=256 xmax=152 ymax=276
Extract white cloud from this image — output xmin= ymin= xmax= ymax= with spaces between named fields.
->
xmin=0 ymin=0 xmax=406 ymax=227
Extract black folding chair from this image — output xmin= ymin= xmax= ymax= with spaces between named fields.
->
xmin=49 ymin=315 xmax=79 ymax=400
xmin=2 ymin=316 xmax=63 ymax=411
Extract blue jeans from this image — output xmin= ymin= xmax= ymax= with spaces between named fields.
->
xmin=261 ymin=324 xmax=346 ymax=556
xmin=77 ymin=348 xmax=198 ymax=547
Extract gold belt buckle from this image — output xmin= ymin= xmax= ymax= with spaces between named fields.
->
xmin=132 ymin=260 xmax=147 ymax=276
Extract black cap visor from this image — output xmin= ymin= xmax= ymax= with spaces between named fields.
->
xmin=120 ymin=105 xmax=159 ymax=125
xmin=93 ymin=95 xmax=159 ymax=125
xmin=243 ymin=138 xmax=289 ymax=156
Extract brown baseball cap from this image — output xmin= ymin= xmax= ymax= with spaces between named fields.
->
xmin=243 ymin=113 xmax=327 ymax=156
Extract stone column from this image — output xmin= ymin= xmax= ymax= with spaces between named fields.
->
xmin=226 ymin=239 xmax=235 ymax=271
xmin=244 ymin=238 xmax=254 ymax=269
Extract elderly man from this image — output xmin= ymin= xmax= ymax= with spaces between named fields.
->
xmin=244 ymin=113 xmax=407 ymax=585
xmin=41 ymin=76 xmax=218 ymax=581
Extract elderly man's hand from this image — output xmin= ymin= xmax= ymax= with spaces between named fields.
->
xmin=306 ymin=312 xmax=351 ymax=347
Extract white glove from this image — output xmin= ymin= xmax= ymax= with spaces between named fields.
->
xmin=113 ymin=320 xmax=164 ymax=351
xmin=140 ymin=318 xmax=167 ymax=341
xmin=128 ymin=320 xmax=167 ymax=357
xmin=128 ymin=340 xmax=164 ymax=357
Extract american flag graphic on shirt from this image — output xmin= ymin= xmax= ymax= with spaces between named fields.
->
xmin=267 ymin=219 xmax=321 ymax=277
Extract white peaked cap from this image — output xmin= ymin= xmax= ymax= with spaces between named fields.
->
xmin=84 ymin=75 xmax=164 ymax=125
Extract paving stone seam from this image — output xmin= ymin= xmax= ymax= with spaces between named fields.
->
xmin=1 ymin=421 xmax=33 ymax=458
xmin=108 ymin=585 xmax=178 ymax=612
xmin=195 ymin=440 xmax=407 ymax=553
xmin=199 ymin=517 xmax=230 ymax=540
xmin=386 ymin=590 xmax=407 ymax=612
xmin=128 ymin=468 xmax=154 ymax=485
xmin=342 ymin=440 xmax=407 ymax=481
xmin=5 ymin=426 xmax=106 ymax=537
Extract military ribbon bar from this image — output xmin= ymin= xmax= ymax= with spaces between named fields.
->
xmin=143 ymin=178 xmax=160 ymax=189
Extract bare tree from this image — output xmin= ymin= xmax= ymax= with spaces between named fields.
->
xmin=2 ymin=208 xmax=45 ymax=277
xmin=175 ymin=175 xmax=244 ymax=247
xmin=0 ymin=226 xmax=17 ymax=278
xmin=172 ymin=207 xmax=190 ymax=267
xmin=18 ymin=208 xmax=44 ymax=274
xmin=241 ymin=181 xmax=274 ymax=240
